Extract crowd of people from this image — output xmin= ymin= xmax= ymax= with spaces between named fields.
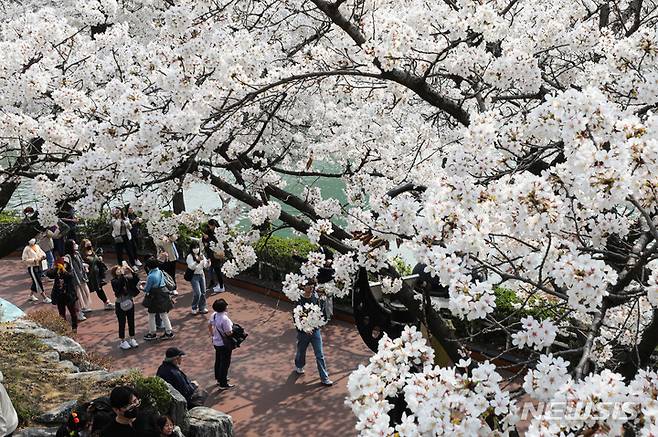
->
xmin=10 ymin=204 xmax=337 ymax=434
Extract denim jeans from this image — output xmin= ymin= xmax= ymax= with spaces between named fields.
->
xmin=294 ymin=329 xmax=330 ymax=383
xmin=191 ymin=274 xmax=207 ymax=311
xmin=45 ymin=250 xmax=55 ymax=270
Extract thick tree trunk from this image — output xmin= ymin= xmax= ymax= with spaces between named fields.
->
xmin=172 ymin=190 xmax=186 ymax=214
xmin=0 ymin=179 xmax=19 ymax=213
xmin=619 ymin=308 xmax=658 ymax=381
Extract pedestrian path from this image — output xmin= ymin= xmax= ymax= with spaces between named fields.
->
xmin=0 ymin=256 xmax=371 ymax=436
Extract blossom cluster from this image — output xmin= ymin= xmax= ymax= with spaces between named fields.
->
xmin=293 ymin=303 xmax=326 ymax=333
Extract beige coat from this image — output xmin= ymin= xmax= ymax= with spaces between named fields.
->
xmin=21 ymin=244 xmax=46 ymax=267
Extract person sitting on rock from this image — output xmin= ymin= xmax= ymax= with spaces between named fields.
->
xmin=156 ymin=347 xmax=208 ymax=409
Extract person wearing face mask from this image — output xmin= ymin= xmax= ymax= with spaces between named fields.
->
xmin=22 ymin=238 xmax=51 ymax=303
xmin=110 ymin=265 xmax=140 ymax=350
xmin=64 ymin=239 xmax=92 ymax=321
xmin=101 ymin=386 xmax=141 ymax=437
xmin=142 ymin=258 xmax=175 ymax=341
xmin=186 ymin=241 xmax=210 ymax=315
xmin=47 ymin=257 xmax=79 ymax=333
xmin=81 ymin=239 xmax=114 ymax=310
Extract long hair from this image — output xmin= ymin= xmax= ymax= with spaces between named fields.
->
xmin=64 ymin=239 xmax=77 ymax=256
xmin=187 ymin=240 xmax=202 ymax=261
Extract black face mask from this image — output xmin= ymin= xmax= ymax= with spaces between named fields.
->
xmin=123 ymin=406 xmax=139 ymax=419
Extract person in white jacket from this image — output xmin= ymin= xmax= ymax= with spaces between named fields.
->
xmin=0 ymin=370 xmax=18 ymax=436
xmin=21 ymin=238 xmax=51 ymax=303
xmin=110 ymin=208 xmax=138 ymax=269
xmin=186 ymin=241 xmax=210 ymax=315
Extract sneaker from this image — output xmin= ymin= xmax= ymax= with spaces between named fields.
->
xmin=78 ymin=312 xmax=87 ymax=321
xmin=82 ymin=307 xmax=93 ymax=313
xmin=42 ymin=297 xmax=52 ymax=304
xmin=161 ymin=332 xmax=175 ymax=340
xmin=135 ymin=259 xmax=143 ymax=266
xmin=321 ymin=380 xmax=334 ymax=386
xmin=104 ymin=302 xmax=115 ymax=310
xmin=218 ymin=383 xmax=235 ymax=390
xmin=212 ymin=285 xmax=222 ymax=294
xmin=294 ymin=367 xmax=305 ymax=374
xmin=132 ymin=265 xmax=140 ymax=271
xmin=171 ymin=289 xmax=179 ymax=296
xmin=119 ymin=340 xmax=131 ymax=350
xmin=28 ymin=295 xmax=38 ymax=302
xmin=144 ymin=333 xmax=157 ymax=341
xmin=191 ymin=309 xmax=198 ymax=315
xmin=128 ymin=338 xmax=139 ymax=348
xmin=200 ymin=308 xmax=209 ymax=314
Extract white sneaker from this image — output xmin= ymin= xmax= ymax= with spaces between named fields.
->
xmin=133 ymin=265 xmax=140 ymax=271
xmin=212 ymin=285 xmax=222 ymax=294
xmin=200 ymin=308 xmax=209 ymax=314
xmin=28 ymin=295 xmax=38 ymax=302
xmin=128 ymin=338 xmax=139 ymax=348
xmin=119 ymin=340 xmax=131 ymax=350
xmin=104 ymin=302 xmax=115 ymax=310
xmin=43 ymin=297 xmax=52 ymax=304
xmin=191 ymin=309 xmax=198 ymax=315
xmin=135 ymin=259 xmax=143 ymax=266
xmin=295 ymin=367 xmax=305 ymax=374
xmin=78 ymin=312 xmax=87 ymax=321
xmin=171 ymin=289 xmax=179 ymax=296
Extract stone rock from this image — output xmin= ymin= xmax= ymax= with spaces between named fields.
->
xmin=40 ymin=335 xmax=85 ymax=355
xmin=65 ymin=368 xmax=132 ymax=382
xmin=35 ymin=400 xmax=77 ymax=425
xmin=187 ymin=407 xmax=233 ymax=437
xmin=165 ymin=382 xmax=189 ymax=434
xmin=56 ymin=359 xmax=79 ymax=373
xmin=12 ymin=427 xmax=59 ymax=437
xmin=43 ymin=351 xmax=60 ymax=362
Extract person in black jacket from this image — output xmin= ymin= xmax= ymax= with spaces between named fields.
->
xmin=111 ymin=264 xmax=140 ymax=350
xmin=156 ymin=348 xmax=207 ymax=408
xmin=47 ymin=257 xmax=79 ymax=333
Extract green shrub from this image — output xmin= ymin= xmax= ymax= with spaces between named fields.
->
xmin=0 ymin=210 xmax=19 ymax=224
xmin=392 ymin=256 xmax=413 ymax=276
xmin=123 ymin=371 xmax=172 ymax=414
xmin=249 ymin=235 xmax=318 ymax=282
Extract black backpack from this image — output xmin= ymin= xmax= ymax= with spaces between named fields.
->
xmin=230 ymin=323 xmax=248 ymax=349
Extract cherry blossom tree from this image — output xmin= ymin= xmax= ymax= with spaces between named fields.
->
xmin=1 ymin=0 xmax=658 ymax=434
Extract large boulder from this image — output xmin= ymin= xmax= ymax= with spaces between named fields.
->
xmin=187 ymin=407 xmax=233 ymax=437
xmin=35 ymin=400 xmax=77 ymax=425
xmin=12 ymin=319 xmax=85 ymax=355
xmin=12 ymin=427 xmax=59 ymax=437
xmin=165 ymin=382 xmax=189 ymax=434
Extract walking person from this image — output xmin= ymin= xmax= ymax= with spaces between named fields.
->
xmin=64 ymin=239 xmax=92 ymax=321
xmin=47 ymin=257 xmax=78 ymax=333
xmin=208 ymin=299 xmax=235 ymax=390
xmin=143 ymin=258 xmax=175 ymax=341
xmin=110 ymin=265 xmax=139 ymax=350
xmin=110 ymin=208 xmax=137 ymax=269
xmin=37 ymin=226 xmax=56 ymax=271
xmin=202 ymin=219 xmax=225 ymax=294
xmin=21 ymin=238 xmax=51 ymax=303
xmin=155 ymin=235 xmax=179 ymax=292
xmin=186 ymin=241 xmax=210 ymax=315
xmin=81 ymin=239 xmax=114 ymax=310
xmin=294 ymin=281 xmax=333 ymax=386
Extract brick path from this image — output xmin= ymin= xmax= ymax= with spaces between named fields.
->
xmin=0 ymin=256 xmax=371 ymax=436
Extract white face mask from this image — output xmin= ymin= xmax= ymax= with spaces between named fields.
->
xmin=73 ymin=244 xmax=79 ymax=251
xmin=192 ymin=248 xmax=200 ymax=254
xmin=28 ymin=239 xmax=36 ymax=246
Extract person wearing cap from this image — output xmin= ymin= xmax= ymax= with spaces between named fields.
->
xmin=22 ymin=237 xmax=51 ymax=303
xmin=156 ymin=347 xmax=208 ymax=408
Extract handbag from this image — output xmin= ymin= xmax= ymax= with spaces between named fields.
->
xmin=142 ymin=293 xmax=152 ymax=308
xmin=118 ymin=295 xmax=134 ymax=311
xmin=183 ymin=268 xmax=194 ymax=282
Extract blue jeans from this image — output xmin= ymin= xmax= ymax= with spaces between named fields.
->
xmin=191 ymin=274 xmax=207 ymax=311
xmin=295 ymin=329 xmax=329 ymax=383
xmin=45 ymin=250 xmax=55 ymax=270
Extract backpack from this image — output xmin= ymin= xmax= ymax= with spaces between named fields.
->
xmin=230 ymin=323 xmax=248 ymax=349
xmin=162 ymin=271 xmax=176 ymax=291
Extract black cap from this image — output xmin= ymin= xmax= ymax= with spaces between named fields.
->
xmin=165 ymin=347 xmax=186 ymax=359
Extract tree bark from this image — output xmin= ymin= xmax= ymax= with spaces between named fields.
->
xmin=172 ymin=190 xmax=186 ymax=214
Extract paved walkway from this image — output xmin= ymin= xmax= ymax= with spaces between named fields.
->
xmin=0 ymin=256 xmax=371 ymax=436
